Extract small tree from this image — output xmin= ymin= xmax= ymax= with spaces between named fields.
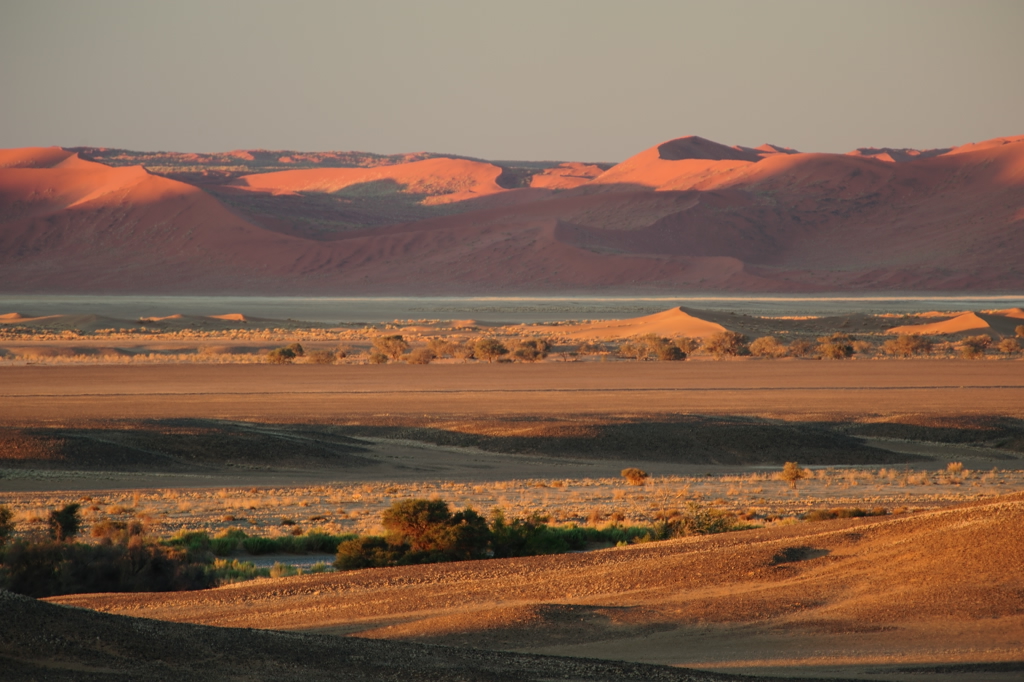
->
xmin=474 ymin=338 xmax=508 ymax=363
xmin=674 ymin=337 xmax=699 ymax=355
xmin=1017 ymin=325 xmax=1024 ymax=338
xmin=781 ymin=462 xmax=808 ymax=489
xmin=0 ymin=505 xmax=14 ymax=547
xmin=286 ymin=343 xmax=305 ymax=358
xmin=749 ymin=336 xmax=787 ymax=358
xmin=958 ymin=335 xmax=991 ymax=359
xmin=427 ymin=338 xmax=457 ymax=358
xmin=373 ymin=335 xmax=409 ymax=361
xmin=48 ymin=503 xmax=81 ymax=542
xmin=621 ymin=468 xmax=649 ymax=486
xmin=703 ymin=331 xmax=749 ymax=359
xmin=368 ymin=351 xmax=389 ymax=364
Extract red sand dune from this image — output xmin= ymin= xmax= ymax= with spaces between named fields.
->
xmin=887 ymin=311 xmax=1023 ymax=336
xmin=529 ymin=306 xmax=728 ymax=340
xmin=230 ymin=157 xmax=506 ymax=205
xmin=1 ymin=133 xmax=1024 ymax=294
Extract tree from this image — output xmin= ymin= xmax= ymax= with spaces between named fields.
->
xmin=427 ymin=338 xmax=457 ymax=358
xmin=749 ymin=336 xmax=787 ymax=358
xmin=781 ymin=462 xmax=808 ymax=489
xmin=286 ymin=343 xmax=305 ymax=357
xmin=703 ymin=331 xmax=749 ymax=359
xmin=0 ymin=505 xmax=14 ymax=547
xmin=373 ymin=335 xmax=409 ymax=361
xmin=621 ymin=468 xmax=649 ymax=486
xmin=380 ymin=499 xmax=490 ymax=561
xmin=474 ymin=338 xmax=508 ymax=363
xmin=816 ymin=333 xmax=854 ymax=360
xmin=958 ymin=335 xmax=991 ymax=359
xmin=1017 ymin=325 xmax=1024 ymax=339
xmin=48 ymin=503 xmax=81 ymax=542
xmin=881 ymin=334 xmax=932 ymax=358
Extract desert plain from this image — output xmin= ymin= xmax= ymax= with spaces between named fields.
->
xmin=1 ymin=304 xmax=1023 ymax=682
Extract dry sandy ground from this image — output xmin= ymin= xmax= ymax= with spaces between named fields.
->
xmin=2 ymin=361 xmax=1023 ymax=422
xmin=52 ymin=494 xmax=1024 ymax=682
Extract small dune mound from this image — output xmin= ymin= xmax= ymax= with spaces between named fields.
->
xmin=0 ymin=312 xmax=30 ymax=322
xmin=554 ymin=306 xmax=728 ymax=340
xmin=887 ymin=311 xmax=1023 ymax=336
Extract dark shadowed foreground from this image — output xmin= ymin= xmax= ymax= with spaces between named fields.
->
xmin=0 ymin=590 xmax=844 ymax=682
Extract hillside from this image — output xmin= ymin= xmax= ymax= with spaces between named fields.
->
xmin=1 ymin=135 xmax=1022 ymax=294
xmin=51 ymin=494 xmax=1024 ymax=680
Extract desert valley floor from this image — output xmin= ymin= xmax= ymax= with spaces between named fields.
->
xmin=1 ymin=354 xmax=1023 ymax=681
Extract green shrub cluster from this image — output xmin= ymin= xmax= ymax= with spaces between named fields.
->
xmin=334 ymin=499 xmax=741 ymax=571
xmin=165 ymin=528 xmax=356 ymax=556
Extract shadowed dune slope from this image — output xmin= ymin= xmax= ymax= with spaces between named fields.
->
xmin=0 ymin=592 xmax=784 ymax=682
xmin=53 ymin=495 xmax=1024 ymax=676
xmin=1 ymin=134 xmax=1023 ymax=293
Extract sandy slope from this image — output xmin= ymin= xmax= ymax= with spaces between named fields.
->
xmin=887 ymin=311 xmax=1023 ymax=336
xmin=0 ymin=592 xmax=763 ymax=682
xmin=52 ymin=494 xmax=1024 ymax=681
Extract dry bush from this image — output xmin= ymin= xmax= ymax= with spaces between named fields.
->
xmin=958 ymin=335 xmax=992 ymax=359
xmin=881 ymin=334 xmax=932 ymax=358
xmin=405 ymin=347 xmax=436 ymax=364
xmin=788 ymin=339 xmax=814 ymax=357
xmin=816 ymin=333 xmax=854 ymax=359
xmin=621 ymin=468 xmax=649 ymax=486
xmin=998 ymin=338 xmax=1021 ymax=355
xmin=373 ymin=335 xmax=409 ymax=361
xmin=780 ymin=462 xmax=809 ymax=488
xmin=749 ymin=336 xmax=787 ymax=358
xmin=702 ymin=332 xmax=749 ymax=359
xmin=306 ymin=349 xmax=337 ymax=364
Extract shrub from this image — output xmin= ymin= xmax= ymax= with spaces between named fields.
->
xmin=287 ymin=343 xmax=305 ymax=357
xmin=998 ymin=338 xmax=1021 ymax=355
xmin=373 ymin=335 xmax=409 ymax=361
xmin=788 ymin=339 xmax=814 ymax=357
xmin=0 ymin=505 xmax=13 ymax=548
xmin=673 ymin=337 xmax=699 ymax=355
xmin=334 ymin=536 xmax=407 ymax=570
xmin=958 ymin=335 xmax=992 ymax=359
xmin=266 ymin=347 xmax=296 ymax=364
xmin=511 ymin=338 xmax=550 ymax=362
xmin=0 ymin=539 xmax=214 ymax=597
xmin=703 ymin=332 xmax=749 ymax=359
xmin=405 ymin=347 xmax=436 ymax=364
xmin=474 ymin=338 xmax=508 ymax=363
xmin=781 ymin=461 xmax=808 ymax=489
xmin=427 ymin=338 xmax=457 ymax=358
xmin=621 ymin=468 xmax=649 ymax=486
xmin=306 ymin=349 xmax=336 ymax=364
xmin=368 ymin=351 xmax=389 ymax=364
xmin=1017 ymin=325 xmax=1024 ymax=338
xmin=749 ymin=336 xmax=787 ymax=358
xmin=816 ymin=334 xmax=854 ymax=359
xmin=881 ymin=334 xmax=932 ymax=357
xmin=47 ymin=503 xmax=81 ymax=542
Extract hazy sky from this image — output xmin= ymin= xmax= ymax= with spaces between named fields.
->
xmin=2 ymin=0 xmax=1021 ymax=161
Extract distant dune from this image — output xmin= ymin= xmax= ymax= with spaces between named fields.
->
xmin=887 ymin=310 xmax=1024 ymax=336
xmin=2 ymin=134 xmax=1023 ymax=294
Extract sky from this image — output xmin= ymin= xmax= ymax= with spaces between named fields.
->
xmin=1 ymin=0 xmax=1022 ymax=161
